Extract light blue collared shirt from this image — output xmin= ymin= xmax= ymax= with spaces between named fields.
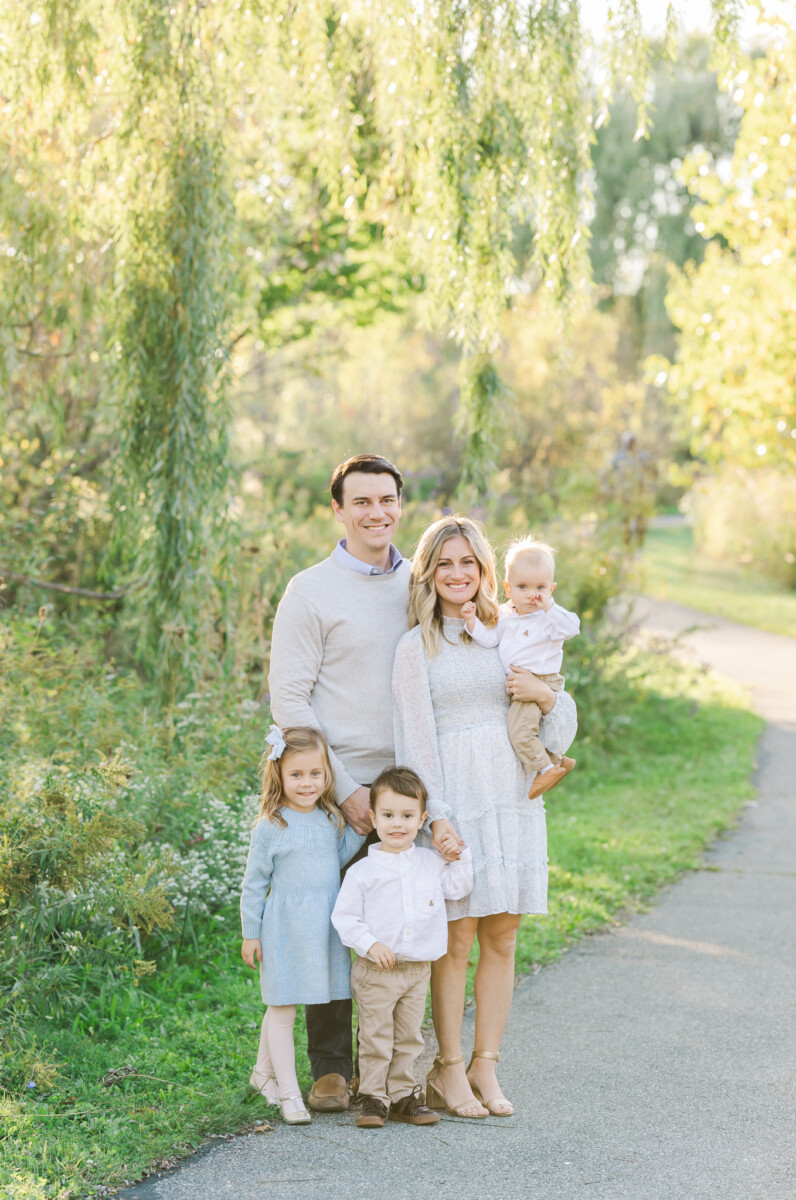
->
xmin=333 ymin=538 xmax=403 ymax=576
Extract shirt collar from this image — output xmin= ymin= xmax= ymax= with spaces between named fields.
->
xmin=367 ymin=842 xmax=417 ymax=862
xmin=333 ymin=539 xmax=403 ymax=577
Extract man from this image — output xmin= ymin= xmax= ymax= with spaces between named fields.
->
xmin=268 ymin=453 xmax=411 ymax=1112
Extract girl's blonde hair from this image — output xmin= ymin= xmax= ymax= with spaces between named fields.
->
xmin=257 ymin=726 xmax=343 ymax=832
xmin=408 ymin=515 xmax=500 ymax=657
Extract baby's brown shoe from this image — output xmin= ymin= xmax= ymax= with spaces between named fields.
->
xmin=528 ymin=763 xmax=567 ymax=799
xmin=389 ymin=1087 xmax=440 ymax=1125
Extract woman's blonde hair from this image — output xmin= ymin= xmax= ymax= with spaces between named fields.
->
xmin=408 ymin=515 xmax=500 ymax=657
xmin=257 ymin=726 xmax=343 ymax=831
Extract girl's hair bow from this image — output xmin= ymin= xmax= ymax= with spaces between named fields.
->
xmin=265 ymin=724 xmax=287 ymax=761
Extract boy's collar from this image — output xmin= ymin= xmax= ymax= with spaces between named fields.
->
xmin=367 ymin=842 xmax=418 ymax=860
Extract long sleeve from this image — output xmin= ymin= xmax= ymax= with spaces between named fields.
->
xmin=544 ymin=602 xmax=580 ymax=640
xmin=468 ymin=615 xmax=500 ymax=648
xmin=331 ymin=869 xmax=378 ymax=958
xmin=392 ymin=632 xmax=451 ymax=822
xmin=338 ymin=824 xmax=366 ymax=867
xmin=439 ymin=845 xmax=474 ymax=901
xmin=240 ymin=819 xmax=276 ymax=939
xmin=268 ymin=586 xmax=360 ymax=804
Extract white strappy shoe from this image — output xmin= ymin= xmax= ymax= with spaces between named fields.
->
xmin=279 ymin=1091 xmax=311 ymax=1124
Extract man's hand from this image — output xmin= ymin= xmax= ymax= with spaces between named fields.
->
xmin=340 ymin=786 xmax=373 ymax=835
xmin=461 ymin=600 xmax=477 ymax=632
xmin=431 ymin=818 xmax=464 ymax=861
xmin=368 ymin=941 xmax=396 ymax=970
xmin=241 ymin=938 xmax=262 ymax=969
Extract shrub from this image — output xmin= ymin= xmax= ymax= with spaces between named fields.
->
xmin=687 ymin=466 xmax=796 ymax=589
xmin=0 ymin=754 xmax=175 ymax=1029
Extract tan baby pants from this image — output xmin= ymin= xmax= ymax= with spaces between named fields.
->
xmin=351 ymin=956 xmax=431 ymax=1107
xmin=507 ymin=671 xmax=565 ymax=773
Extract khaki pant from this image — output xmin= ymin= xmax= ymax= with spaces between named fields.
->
xmin=351 ymin=956 xmax=430 ymax=1106
xmin=507 ymin=672 xmax=565 ymax=773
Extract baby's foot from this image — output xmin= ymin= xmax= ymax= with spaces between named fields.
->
xmin=528 ymin=762 xmax=567 ymax=800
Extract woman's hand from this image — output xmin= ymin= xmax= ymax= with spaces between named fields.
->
xmin=241 ymin=938 xmax=262 ymax=969
xmin=506 ymin=665 xmax=556 ymax=714
xmin=431 ymin=818 xmax=464 ymax=861
xmin=368 ymin=941 xmax=396 ymax=970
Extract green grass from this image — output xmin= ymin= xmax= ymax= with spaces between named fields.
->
xmin=642 ymin=524 xmax=796 ymax=638
xmin=1 ymin=653 xmax=763 ymax=1200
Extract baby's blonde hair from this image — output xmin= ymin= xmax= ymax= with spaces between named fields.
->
xmin=257 ymin=726 xmax=343 ymax=831
xmin=504 ymin=535 xmax=557 ymax=577
xmin=408 ymin=515 xmax=500 ymax=656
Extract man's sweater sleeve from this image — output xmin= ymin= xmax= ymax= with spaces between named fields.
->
xmin=268 ymin=584 xmax=360 ymax=805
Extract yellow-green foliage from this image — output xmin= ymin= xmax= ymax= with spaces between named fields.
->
xmin=664 ymin=28 xmax=796 ymax=473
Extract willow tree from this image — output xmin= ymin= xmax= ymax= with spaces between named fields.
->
xmin=0 ymin=0 xmax=742 ymax=683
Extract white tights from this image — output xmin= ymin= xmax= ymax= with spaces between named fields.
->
xmin=251 ymin=1005 xmax=300 ymax=1100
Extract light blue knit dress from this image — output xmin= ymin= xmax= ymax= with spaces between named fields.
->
xmin=240 ymin=806 xmax=364 ymax=1006
xmin=392 ymin=618 xmax=578 ymax=920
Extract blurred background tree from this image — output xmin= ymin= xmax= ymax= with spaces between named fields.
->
xmin=662 ymin=23 xmax=796 ymax=586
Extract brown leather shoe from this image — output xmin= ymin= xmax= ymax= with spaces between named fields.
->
xmin=307 ymin=1072 xmax=349 ymax=1112
xmin=389 ymin=1087 xmax=440 ymax=1125
xmin=528 ymin=763 xmax=567 ymax=799
xmin=356 ymin=1094 xmax=388 ymax=1128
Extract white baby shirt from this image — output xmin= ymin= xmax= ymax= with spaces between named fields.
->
xmin=470 ymin=602 xmax=580 ymax=675
xmin=331 ymin=843 xmax=473 ymax=962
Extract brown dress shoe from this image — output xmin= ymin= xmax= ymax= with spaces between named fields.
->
xmin=307 ymin=1072 xmax=349 ymax=1112
xmin=356 ymin=1095 xmax=388 ymax=1128
xmin=389 ymin=1087 xmax=440 ymax=1125
xmin=528 ymin=762 xmax=567 ymax=799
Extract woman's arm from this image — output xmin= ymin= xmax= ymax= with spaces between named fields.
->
xmin=392 ymin=633 xmax=452 ymax=822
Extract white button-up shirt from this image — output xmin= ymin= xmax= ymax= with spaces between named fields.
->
xmin=470 ymin=602 xmax=580 ymax=675
xmin=331 ymin=843 xmax=473 ymax=962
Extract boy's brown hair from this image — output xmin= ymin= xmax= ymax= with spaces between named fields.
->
xmin=369 ymin=766 xmax=428 ymax=812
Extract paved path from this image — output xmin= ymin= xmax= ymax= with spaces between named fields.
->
xmin=119 ymin=600 xmax=796 ymax=1200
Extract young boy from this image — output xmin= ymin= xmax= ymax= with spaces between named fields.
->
xmin=462 ymin=536 xmax=579 ymax=800
xmin=331 ymin=767 xmax=473 ymax=1129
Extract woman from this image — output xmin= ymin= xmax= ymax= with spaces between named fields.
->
xmin=392 ymin=516 xmax=576 ymax=1118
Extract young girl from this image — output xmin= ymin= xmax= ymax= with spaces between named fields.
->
xmin=241 ymin=724 xmax=364 ymax=1124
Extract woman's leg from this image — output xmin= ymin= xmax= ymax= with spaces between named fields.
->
xmin=429 ymin=916 xmax=486 ymax=1115
xmin=468 ymin=912 xmax=522 ymax=1108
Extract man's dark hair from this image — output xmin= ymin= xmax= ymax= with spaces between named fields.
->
xmin=330 ymin=454 xmax=404 ymax=506
xmin=370 ymin=766 xmax=428 ymax=811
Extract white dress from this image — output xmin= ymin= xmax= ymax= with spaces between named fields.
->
xmin=391 ymin=618 xmax=577 ymax=919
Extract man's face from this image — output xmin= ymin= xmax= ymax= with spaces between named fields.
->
xmin=332 ymin=471 xmax=402 ymax=561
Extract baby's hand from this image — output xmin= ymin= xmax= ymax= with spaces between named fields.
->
xmin=241 ymin=938 xmax=262 ymax=969
xmin=369 ymin=942 xmax=396 ymax=970
xmin=461 ymin=600 xmax=477 ymax=631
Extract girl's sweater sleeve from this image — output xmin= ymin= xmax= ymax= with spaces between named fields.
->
xmin=240 ymin=819 xmax=276 ymax=940
xmin=339 ymin=824 xmax=366 ymax=867
xmin=392 ymin=632 xmax=451 ymax=822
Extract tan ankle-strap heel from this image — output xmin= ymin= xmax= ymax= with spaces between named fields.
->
xmin=425 ymin=1053 xmax=488 ymax=1119
xmin=466 ymin=1050 xmax=514 ymax=1117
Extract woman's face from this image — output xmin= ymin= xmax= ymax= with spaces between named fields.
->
xmin=433 ymin=534 xmax=481 ymax=617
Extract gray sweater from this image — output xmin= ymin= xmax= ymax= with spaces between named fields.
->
xmin=268 ymin=553 xmax=411 ymax=804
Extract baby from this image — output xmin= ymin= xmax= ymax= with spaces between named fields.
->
xmin=462 ymin=536 xmax=579 ymax=799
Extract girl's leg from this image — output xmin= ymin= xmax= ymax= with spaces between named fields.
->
xmin=429 ymin=917 xmax=486 ymax=1116
xmin=468 ymin=913 xmax=522 ymax=1110
xmin=250 ymin=1008 xmax=279 ymax=1101
xmin=266 ymin=1004 xmax=304 ymax=1108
